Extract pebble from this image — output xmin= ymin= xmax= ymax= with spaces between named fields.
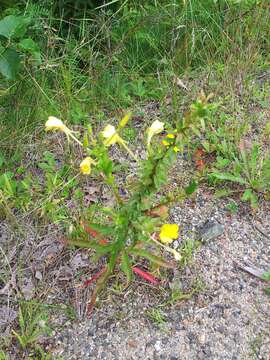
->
xmin=198 ymin=220 xmax=224 ymax=243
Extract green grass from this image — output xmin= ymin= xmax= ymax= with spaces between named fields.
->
xmin=1 ymin=1 xmax=269 ymax=144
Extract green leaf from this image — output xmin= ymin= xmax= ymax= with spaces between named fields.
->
xmin=211 ymin=172 xmax=248 ymax=185
xmin=215 ymin=156 xmax=230 ymax=169
xmin=185 ymin=180 xmax=198 ymax=195
xmin=261 ymin=155 xmax=270 ymax=185
xmin=0 ymin=15 xmax=30 ymax=39
xmin=129 ymin=248 xmax=175 ymax=268
xmin=86 ymin=223 xmax=114 ymax=236
xmin=261 ymin=271 xmax=270 ymax=281
xmin=19 ymin=38 xmax=39 ymax=52
xmin=120 ymin=251 xmax=133 ymax=284
xmin=0 ymin=48 xmax=21 ymax=79
xmin=250 ymin=144 xmax=259 ymax=178
xmin=19 ymin=38 xmax=41 ymax=64
xmin=241 ymin=188 xmax=258 ymax=208
xmin=0 ymin=153 xmax=5 ymax=168
xmin=214 ymin=188 xmax=234 ymax=199
xmin=68 ymin=239 xmax=112 ymax=253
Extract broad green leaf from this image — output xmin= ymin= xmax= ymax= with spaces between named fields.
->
xmin=0 ymin=48 xmax=20 ymax=79
xmin=19 ymin=38 xmax=39 ymax=52
xmin=0 ymin=15 xmax=30 ymax=39
xmin=129 ymin=248 xmax=175 ymax=268
xmin=211 ymin=172 xmax=248 ymax=185
xmin=120 ymin=251 xmax=133 ymax=284
xmin=19 ymin=38 xmax=41 ymax=64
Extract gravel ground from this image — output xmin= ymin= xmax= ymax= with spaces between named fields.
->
xmin=49 ymin=191 xmax=270 ymax=360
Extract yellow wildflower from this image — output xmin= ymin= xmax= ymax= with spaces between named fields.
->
xmin=159 ymin=224 xmax=179 ymax=244
xmin=45 ymin=116 xmax=83 ymax=146
xmin=166 ymin=133 xmax=175 ymax=139
xmin=147 ymin=120 xmax=164 ymax=147
xmin=80 ymin=157 xmax=95 ymax=175
xmin=101 ymin=124 xmax=123 ymax=146
xmin=101 ymin=124 xmax=138 ymax=161
xmin=162 ymin=140 xmax=170 ymax=147
xmin=45 ymin=116 xmax=67 ymax=132
xmin=173 ymin=146 xmax=180 ymax=153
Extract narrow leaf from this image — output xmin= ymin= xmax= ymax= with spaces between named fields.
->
xmin=84 ymin=222 xmax=114 ymax=236
xmin=120 ymin=251 xmax=133 ymax=284
xmin=129 ymin=248 xmax=175 ymax=268
xmin=211 ymin=172 xmax=248 ymax=185
xmin=68 ymin=239 xmax=112 ymax=254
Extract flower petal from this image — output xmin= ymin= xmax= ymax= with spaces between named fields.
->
xmin=159 ymin=224 xmax=179 ymax=244
xmin=45 ymin=116 xmax=66 ymax=132
xmin=80 ymin=157 xmax=95 ymax=175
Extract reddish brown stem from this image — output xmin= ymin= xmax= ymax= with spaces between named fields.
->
xmin=132 ymin=266 xmax=160 ymax=285
xmin=80 ymin=266 xmax=107 ymax=289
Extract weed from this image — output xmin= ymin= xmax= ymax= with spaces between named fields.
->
xmin=147 ymin=308 xmax=166 ymax=328
xmin=165 ymin=278 xmax=204 ymax=306
xmin=178 ymin=239 xmax=199 ymax=268
xmin=225 ymin=200 xmax=239 ymax=214
xmin=12 ymin=301 xmax=51 ymax=350
xmin=210 ymin=143 xmax=270 ymax=208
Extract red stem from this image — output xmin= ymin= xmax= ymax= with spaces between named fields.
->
xmin=80 ymin=267 xmax=107 ymax=289
xmin=132 ymin=266 xmax=160 ymax=285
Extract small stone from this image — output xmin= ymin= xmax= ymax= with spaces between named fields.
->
xmin=35 ymin=270 xmax=43 ymax=280
xmin=198 ymin=220 xmax=224 ymax=243
xmin=154 ymin=340 xmax=162 ymax=352
xmin=198 ymin=333 xmax=206 ymax=345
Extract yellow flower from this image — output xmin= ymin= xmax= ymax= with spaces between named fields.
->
xmin=173 ymin=146 xmax=180 ymax=153
xmin=147 ymin=120 xmax=164 ymax=147
xmin=166 ymin=133 xmax=175 ymax=139
xmin=45 ymin=116 xmax=84 ymax=146
xmin=159 ymin=224 xmax=179 ymax=244
xmin=101 ymin=124 xmax=123 ymax=146
xmin=119 ymin=113 xmax=131 ymax=128
xmin=45 ymin=116 xmax=67 ymax=132
xmin=80 ymin=157 xmax=95 ymax=175
xmin=101 ymin=124 xmax=138 ymax=161
xmin=162 ymin=140 xmax=170 ymax=147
